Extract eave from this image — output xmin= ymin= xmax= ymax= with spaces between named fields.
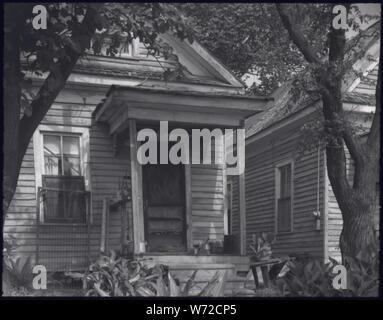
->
xmin=94 ymin=85 xmax=270 ymax=134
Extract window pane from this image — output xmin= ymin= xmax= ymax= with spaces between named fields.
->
xmin=44 ymin=135 xmax=61 ymax=175
xmin=42 ymin=176 xmax=86 ymax=223
xmin=278 ymin=198 xmax=291 ymax=232
xmin=63 ymin=136 xmax=80 ymax=155
xmin=280 ymin=164 xmax=291 ymax=198
xmin=63 ymin=156 xmax=81 ymax=176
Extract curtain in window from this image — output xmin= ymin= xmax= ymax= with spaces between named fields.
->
xmin=42 ymin=176 xmax=86 ymax=223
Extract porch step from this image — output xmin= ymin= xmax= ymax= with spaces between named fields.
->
xmin=143 ymin=255 xmax=253 ymax=296
xmin=142 ymin=254 xmax=250 ymax=273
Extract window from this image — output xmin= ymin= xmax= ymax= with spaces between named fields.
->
xmin=44 ymin=134 xmax=81 ymax=176
xmin=86 ymin=36 xmax=137 ymax=58
xmin=276 ymin=162 xmax=293 ymax=233
xmin=34 ymin=126 xmax=91 ymax=224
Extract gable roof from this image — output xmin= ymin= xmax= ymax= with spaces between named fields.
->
xmin=70 ymin=31 xmax=245 ymax=90
xmin=246 ymin=21 xmax=380 ymax=139
xmin=155 ymin=33 xmax=245 ymax=88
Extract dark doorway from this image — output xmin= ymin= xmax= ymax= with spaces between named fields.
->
xmin=142 ymin=163 xmax=186 ymax=252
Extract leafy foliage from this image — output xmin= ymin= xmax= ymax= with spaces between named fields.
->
xmin=276 ymin=254 xmax=379 ymax=297
xmin=20 ymin=3 xmax=193 ymax=68
xmin=67 ymin=250 xmax=227 ymax=297
xmin=176 ymin=4 xmax=335 ymax=94
xmin=249 ymin=232 xmax=275 ymax=262
xmin=2 ymin=238 xmax=34 ymax=296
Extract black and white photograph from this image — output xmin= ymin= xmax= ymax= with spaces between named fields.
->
xmin=1 ymin=2 xmax=381 ymax=301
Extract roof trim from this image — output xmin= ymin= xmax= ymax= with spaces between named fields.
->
xmin=93 ymin=84 xmax=270 ymax=132
xmin=105 ymin=84 xmax=270 ymax=101
xmin=187 ymin=39 xmax=246 ymax=88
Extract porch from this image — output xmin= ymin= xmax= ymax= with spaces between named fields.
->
xmin=93 ymin=84 xmax=267 ymax=257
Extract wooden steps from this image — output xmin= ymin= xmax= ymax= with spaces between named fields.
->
xmin=142 ymin=254 xmax=250 ymax=273
xmin=142 ymin=254 xmax=252 ymax=296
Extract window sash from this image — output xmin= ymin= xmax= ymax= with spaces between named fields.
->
xmin=276 ymin=163 xmax=293 ymax=233
xmin=41 ymin=132 xmax=86 ymax=224
xmin=277 ymin=197 xmax=291 ymax=232
xmin=43 ymin=134 xmax=81 ymax=176
xmin=42 ymin=175 xmax=87 ymax=223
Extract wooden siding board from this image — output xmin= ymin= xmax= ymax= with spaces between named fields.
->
xmin=190 ymin=145 xmax=225 ymax=244
xmin=5 ymin=99 xmax=135 ymax=270
xmin=232 ymin=118 xmax=326 ymax=259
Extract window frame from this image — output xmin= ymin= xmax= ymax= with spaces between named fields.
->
xmin=43 ymin=133 xmax=82 ymax=176
xmin=33 ymin=125 xmax=92 ymax=225
xmin=275 ymin=160 xmax=294 ymax=234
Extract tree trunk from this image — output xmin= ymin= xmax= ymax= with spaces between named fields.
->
xmin=327 ymin=145 xmax=379 ymax=263
xmin=2 ymin=3 xmax=102 ymax=218
xmin=339 ymin=203 xmax=377 ymax=263
xmin=3 ymin=7 xmax=23 ymax=216
xmin=276 ymin=4 xmax=380 ymax=265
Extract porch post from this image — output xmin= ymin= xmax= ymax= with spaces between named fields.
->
xmin=238 ymin=126 xmax=247 ymax=255
xmin=129 ymin=119 xmax=145 ymax=253
xmin=184 ymin=164 xmax=192 ymax=251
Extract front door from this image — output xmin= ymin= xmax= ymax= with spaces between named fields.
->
xmin=142 ymin=163 xmax=186 ymax=252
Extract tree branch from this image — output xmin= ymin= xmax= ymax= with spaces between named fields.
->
xmin=276 ymin=4 xmax=322 ymax=65
xmin=17 ymin=4 xmax=103 ymax=161
xmin=342 ymin=127 xmax=364 ymax=167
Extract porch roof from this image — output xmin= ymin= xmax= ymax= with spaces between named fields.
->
xmin=93 ymin=85 xmax=271 ymax=134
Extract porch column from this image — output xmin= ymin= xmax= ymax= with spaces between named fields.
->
xmin=129 ymin=119 xmax=145 ymax=253
xmin=238 ymin=127 xmax=246 ymax=255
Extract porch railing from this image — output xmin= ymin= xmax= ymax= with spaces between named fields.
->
xmin=100 ymin=197 xmax=134 ymax=256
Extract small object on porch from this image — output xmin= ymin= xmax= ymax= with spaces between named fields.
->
xmin=204 ymin=241 xmax=211 ymax=255
xmin=109 ymin=175 xmax=132 ymax=210
xmin=117 ymin=174 xmax=132 ymax=201
xmin=209 ymin=240 xmax=224 ymax=254
xmin=223 ymin=235 xmax=240 ymax=254
xmin=139 ymin=241 xmax=146 ymax=253
xmin=193 ymin=238 xmax=211 ymax=255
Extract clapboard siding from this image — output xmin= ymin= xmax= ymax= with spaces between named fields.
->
xmin=5 ymin=140 xmax=38 ymax=264
xmin=231 ymin=113 xmax=326 ymax=260
xmin=190 ymin=143 xmax=225 ymax=243
xmin=6 ymin=94 xmax=228 ymax=268
xmin=239 ymin=62 xmax=379 ymax=262
xmin=89 ymin=123 xmax=131 ymax=255
xmin=5 ymin=99 xmax=132 ymax=271
xmin=245 ymin=132 xmax=325 ymax=258
xmin=353 ymin=65 xmax=379 ymax=95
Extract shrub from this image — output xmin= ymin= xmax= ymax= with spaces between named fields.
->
xmin=3 ymin=238 xmax=34 ymax=296
xmin=276 ymin=254 xmax=379 ymax=297
xmin=67 ymin=250 xmax=227 ymax=297
xmin=249 ymin=232 xmax=275 ymax=262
